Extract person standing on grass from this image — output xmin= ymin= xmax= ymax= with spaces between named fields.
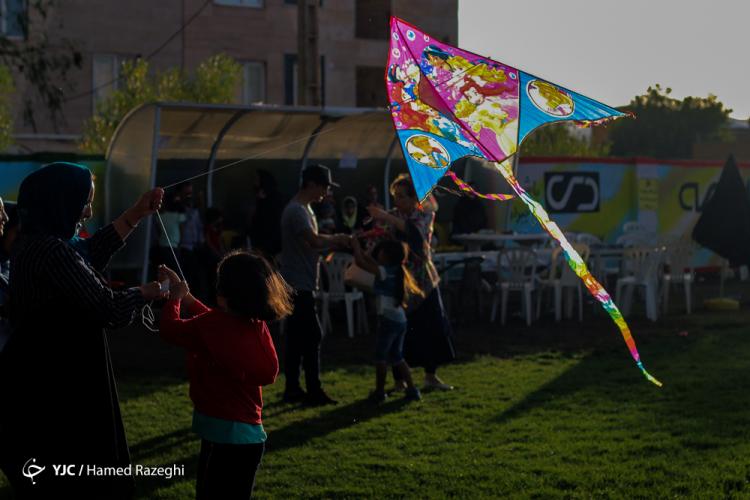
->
xmin=352 ymin=237 xmax=423 ymax=403
xmin=366 ymin=173 xmax=456 ymax=391
xmin=280 ymin=164 xmax=351 ymax=406
xmin=159 ymin=250 xmax=291 ymax=500
xmin=0 ymin=162 xmax=164 ymax=499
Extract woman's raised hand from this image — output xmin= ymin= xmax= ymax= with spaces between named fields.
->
xmin=130 ymin=188 xmax=165 ymax=222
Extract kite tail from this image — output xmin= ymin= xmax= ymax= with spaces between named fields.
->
xmin=445 ymin=170 xmax=515 ymax=201
xmin=492 ymin=159 xmax=662 ymax=387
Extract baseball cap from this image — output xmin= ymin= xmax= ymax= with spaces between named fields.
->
xmin=302 ymin=163 xmax=340 ymax=188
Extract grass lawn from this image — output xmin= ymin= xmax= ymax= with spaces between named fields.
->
xmin=2 ymin=281 xmax=750 ymax=498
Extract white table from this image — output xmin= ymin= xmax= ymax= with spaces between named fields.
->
xmin=434 ymin=251 xmax=499 ymax=280
xmin=435 ymin=248 xmax=555 ymax=280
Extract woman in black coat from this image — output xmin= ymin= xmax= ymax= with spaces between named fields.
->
xmin=0 ymin=162 xmax=164 ymax=499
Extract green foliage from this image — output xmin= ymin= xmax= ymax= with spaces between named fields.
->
xmin=609 ymin=84 xmax=732 ymax=159
xmin=79 ymin=54 xmax=242 ymax=154
xmin=521 ymin=123 xmax=611 ymax=157
xmin=0 ymin=1 xmax=83 ymax=130
xmin=0 ymin=65 xmax=16 ymax=151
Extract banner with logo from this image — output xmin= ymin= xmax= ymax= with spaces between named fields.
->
xmin=509 ymin=157 xmax=750 ymax=268
xmin=510 ymin=158 xmax=636 ymax=243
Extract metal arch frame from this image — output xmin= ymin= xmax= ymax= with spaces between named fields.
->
xmin=205 ymin=109 xmax=252 ymax=207
xmin=102 ymin=102 xmax=394 ymax=283
xmin=382 ymin=136 xmax=399 ymax=210
xmin=141 ymin=106 xmax=162 ymax=284
xmin=104 ymin=103 xmax=157 ymax=225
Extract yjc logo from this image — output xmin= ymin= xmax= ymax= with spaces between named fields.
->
xmin=22 ymin=458 xmax=45 ymax=485
xmin=544 ymin=172 xmax=600 ymax=213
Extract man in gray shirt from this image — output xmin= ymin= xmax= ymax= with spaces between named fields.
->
xmin=281 ymin=164 xmax=350 ymax=405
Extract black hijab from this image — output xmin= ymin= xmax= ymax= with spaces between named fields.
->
xmin=17 ymin=162 xmax=92 ymax=240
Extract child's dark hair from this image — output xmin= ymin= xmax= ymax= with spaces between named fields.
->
xmin=373 ymin=239 xmax=424 ymax=309
xmin=216 ymin=250 xmax=293 ymax=321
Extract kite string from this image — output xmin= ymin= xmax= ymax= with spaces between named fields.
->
xmin=141 ymin=211 xmax=188 ymax=333
xmin=490 ymin=159 xmax=662 ymax=387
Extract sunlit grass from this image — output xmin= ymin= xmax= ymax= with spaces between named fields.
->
xmin=3 ymin=292 xmax=750 ymax=498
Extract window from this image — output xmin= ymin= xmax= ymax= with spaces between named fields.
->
xmin=242 ymin=61 xmax=266 ymax=104
xmin=284 ymin=54 xmax=325 ymax=106
xmin=1 ymin=0 xmax=25 ymax=38
xmin=92 ymin=54 xmax=121 ymax=110
xmin=355 ymin=0 xmax=389 ymax=40
xmin=214 ymin=0 xmax=263 ymax=7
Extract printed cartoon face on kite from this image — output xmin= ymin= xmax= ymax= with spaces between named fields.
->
xmin=405 ymin=135 xmax=451 ymax=169
xmin=421 ymin=45 xmax=453 ymax=75
xmin=527 ymin=80 xmax=575 ymax=117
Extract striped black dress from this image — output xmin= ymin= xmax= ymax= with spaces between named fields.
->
xmin=0 ymin=224 xmax=144 ymax=499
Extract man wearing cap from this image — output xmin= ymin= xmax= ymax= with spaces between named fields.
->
xmin=280 ymin=164 xmax=350 ymax=405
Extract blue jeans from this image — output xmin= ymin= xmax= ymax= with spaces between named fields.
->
xmin=375 ymin=316 xmax=407 ymax=364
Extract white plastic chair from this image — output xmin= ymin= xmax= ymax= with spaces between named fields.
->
xmin=576 ymin=233 xmax=606 ymax=280
xmin=662 ymin=241 xmax=695 ymax=315
xmin=537 ymin=244 xmax=590 ymax=322
xmin=615 ymin=247 xmax=664 ymax=321
xmin=576 ymin=233 xmax=602 ymax=246
xmin=623 ymin=221 xmax=647 ymax=233
xmin=491 ymin=248 xmax=537 ymax=326
xmin=616 ymin=231 xmax=655 ymax=248
xmin=319 ymin=253 xmax=368 ymax=338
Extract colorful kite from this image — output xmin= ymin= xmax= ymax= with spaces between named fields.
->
xmin=386 ymin=17 xmax=661 ymax=386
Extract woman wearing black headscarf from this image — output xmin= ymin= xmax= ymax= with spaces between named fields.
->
xmin=0 ymin=162 xmax=164 ymax=499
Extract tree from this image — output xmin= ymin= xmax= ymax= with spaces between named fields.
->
xmin=0 ymin=65 xmax=15 ymax=150
xmin=0 ymin=0 xmax=82 ymax=132
xmin=79 ymin=54 xmax=242 ymax=154
xmin=608 ymin=84 xmax=732 ymax=159
xmin=520 ymin=123 xmax=611 ymax=157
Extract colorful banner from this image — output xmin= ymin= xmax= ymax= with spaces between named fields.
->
xmin=508 ymin=157 xmax=750 ymax=268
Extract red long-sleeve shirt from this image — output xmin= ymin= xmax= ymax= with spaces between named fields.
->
xmin=160 ymin=298 xmax=279 ymax=425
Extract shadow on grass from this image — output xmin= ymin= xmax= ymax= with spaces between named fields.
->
xmin=130 ymin=427 xmax=194 ymax=460
xmin=128 ymin=398 xmax=410 ymax=497
xmin=489 ymin=324 xmax=750 ymax=442
xmin=265 ymin=397 xmax=410 ymax=455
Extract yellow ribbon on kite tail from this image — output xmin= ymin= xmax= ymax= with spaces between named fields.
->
xmin=492 ymin=159 xmax=662 ymax=387
xmin=444 ymin=170 xmax=515 ymax=201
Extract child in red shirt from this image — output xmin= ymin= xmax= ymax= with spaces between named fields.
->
xmin=159 ymin=250 xmax=292 ymax=500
